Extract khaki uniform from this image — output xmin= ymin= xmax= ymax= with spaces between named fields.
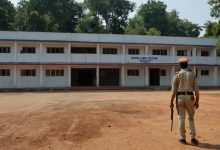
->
xmin=171 ymin=69 xmax=199 ymax=140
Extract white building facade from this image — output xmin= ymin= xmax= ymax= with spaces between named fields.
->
xmin=0 ymin=31 xmax=219 ymax=89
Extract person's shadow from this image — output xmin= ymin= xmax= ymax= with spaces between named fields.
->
xmin=189 ymin=142 xmax=220 ymax=150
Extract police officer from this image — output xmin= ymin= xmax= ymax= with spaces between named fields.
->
xmin=170 ymin=58 xmax=199 ymax=145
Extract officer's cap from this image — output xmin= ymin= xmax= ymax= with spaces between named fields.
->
xmin=178 ymin=57 xmax=189 ymax=63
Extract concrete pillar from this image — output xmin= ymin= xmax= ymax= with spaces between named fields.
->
xmin=145 ymin=45 xmax=149 ymax=55
xmin=193 ymin=47 xmax=197 ymax=56
xmin=121 ymin=65 xmax=125 ymax=87
xmin=40 ymin=43 xmax=43 ymax=63
xmin=96 ymin=66 xmax=99 ymax=87
xmin=122 ymin=45 xmax=125 ymax=64
xmin=13 ymin=66 xmax=17 ymax=88
xmin=68 ymin=65 xmax=71 ymax=87
xmin=145 ymin=66 xmax=149 ymax=87
xmin=14 ymin=42 xmax=17 ymax=62
xmin=171 ymin=46 xmax=175 ymax=63
xmin=97 ymin=44 xmax=100 ymax=64
xmin=214 ymin=66 xmax=218 ymax=87
xmin=193 ymin=66 xmax=197 ymax=75
xmin=213 ymin=48 xmax=217 ymax=64
xmin=192 ymin=47 xmax=197 ymax=64
xmin=68 ymin=43 xmax=71 ymax=63
xmin=40 ymin=65 xmax=43 ymax=87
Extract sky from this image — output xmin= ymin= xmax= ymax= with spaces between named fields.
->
xmin=9 ymin=0 xmax=217 ymax=35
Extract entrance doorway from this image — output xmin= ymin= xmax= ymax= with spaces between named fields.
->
xmin=71 ymin=68 xmax=96 ymax=87
xmin=149 ymin=68 xmax=160 ymax=86
xmin=99 ymin=68 xmax=120 ymax=86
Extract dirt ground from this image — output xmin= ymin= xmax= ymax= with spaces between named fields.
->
xmin=0 ymin=90 xmax=220 ymax=150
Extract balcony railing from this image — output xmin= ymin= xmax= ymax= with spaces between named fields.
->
xmin=71 ymin=54 xmax=97 ymax=63
xmin=99 ymin=54 xmax=123 ymax=64
xmin=0 ymin=53 xmax=219 ymax=65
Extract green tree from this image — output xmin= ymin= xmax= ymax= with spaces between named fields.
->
xmin=217 ymin=37 xmax=220 ymax=56
xmin=208 ymin=0 xmax=220 ymax=19
xmin=138 ymin=0 xmax=167 ymax=34
xmin=176 ymin=19 xmax=201 ymax=37
xmin=204 ymin=21 xmax=220 ymax=37
xmin=146 ymin=28 xmax=161 ymax=36
xmin=137 ymin=1 xmax=201 ymax=37
xmin=125 ymin=17 xmax=147 ymax=35
xmin=206 ymin=1 xmax=220 ymax=55
xmin=164 ymin=10 xmax=179 ymax=36
xmin=85 ymin=0 xmax=135 ymax=34
xmin=14 ymin=0 xmax=83 ymax=32
xmin=76 ymin=13 xmax=104 ymax=33
xmin=0 ymin=0 xmax=16 ymax=30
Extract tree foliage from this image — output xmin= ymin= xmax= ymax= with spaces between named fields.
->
xmin=138 ymin=0 xmax=167 ymax=34
xmin=125 ymin=17 xmax=147 ymax=35
xmin=76 ymin=13 xmax=104 ymax=33
xmin=208 ymin=0 xmax=220 ymax=19
xmin=206 ymin=1 xmax=220 ymax=55
xmin=146 ymin=28 xmax=161 ymax=36
xmin=0 ymin=0 xmax=206 ymax=37
xmin=204 ymin=21 xmax=220 ymax=56
xmin=204 ymin=21 xmax=220 ymax=37
xmin=127 ymin=1 xmax=201 ymax=37
xmin=84 ymin=0 xmax=135 ymax=34
xmin=0 ymin=0 xmax=16 ymax=30
xmin=14 ymin=0 xmax=83 ymax=32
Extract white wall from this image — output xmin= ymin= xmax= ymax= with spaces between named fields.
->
xmin=0 ymin=42 xmax=14 ymax=62
xmin=43 ymin=66 xmax=69 ymax=88
xmin=148 ymin=45 xmax=171 ymax=55
xmin=125 ymin=45 xmax=145 ymax=55
xmin=124 ymin=66 xmax=145 ymax=87
xmin=160 ymin=67 xmax=172 ymax=86
xmin=16 ymin=65 xmax=41 ymax=88
xmin=43 ymin=43 xmax=69 ymax=63
xmin=218 ymin=68 xmax=220 ymax=86
xmin=197 ymin=67 xmax=215 ymax=86
xmin=17 ymin=43 xmax=41 ymax=62
xmin=0 ymin=66 xmax=14 ymax=88
xmin=217 ymin=57 xmax=220 ymax=65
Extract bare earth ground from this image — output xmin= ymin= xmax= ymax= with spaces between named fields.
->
xmin=0 ymin=90 xmax=220 ymax=150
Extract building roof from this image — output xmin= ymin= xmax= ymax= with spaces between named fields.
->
xmin=0 ymin=31 xmax=218 ymax=47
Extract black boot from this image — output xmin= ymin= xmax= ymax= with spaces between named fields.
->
xmin=191 ymin=138 xmax=199 ymax=145
xmin=179 ymin=139 xmax=187 ymax=144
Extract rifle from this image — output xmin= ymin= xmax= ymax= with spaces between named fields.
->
xmin=171 ymin=106 xmax=173 ymax=131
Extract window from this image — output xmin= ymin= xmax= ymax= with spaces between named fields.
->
xmin=127 ymin=69 xmax=139 ymax=76
xmin=47 ymin=47 xmax=64 ymax=53
xmin=21 ymin=69 xmax=36 ymax=76
xmin=160 ymin=69 xmax=166 ymax=76
xmin=177 ymin=50 xmax=187 ymax=56
xmin=103 ymin=48 xmax=117 ymax=54
xmin=128 ymin=49 xmax=139 ymax=55
xmin=201 ymin=51 xmax=209 ymax=56
xmin=0 ymin=69 xmax=10 ymax=76
xmin=0 ymin=47 xmax=10 ymax=53
xmin=45 ymin=69 xmax=64 ymax=76
xmin=71 ymin=47 xmax=96 ymax=54
xmin=20 ymin=47 xmax=35 ymax=54
xmin=201 ymin=70 xmax=209 ymax=76
xmin=161 ymin=50 xmax=167 ymax=55
xmin=152 ymin=49 xmax=167 ymax=55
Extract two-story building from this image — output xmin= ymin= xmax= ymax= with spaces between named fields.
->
xmin=0 ymin=31 xmax=219 ymax=89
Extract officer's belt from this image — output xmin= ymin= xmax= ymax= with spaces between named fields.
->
xmin=177 ymin=92 xmax=193 ymax=95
